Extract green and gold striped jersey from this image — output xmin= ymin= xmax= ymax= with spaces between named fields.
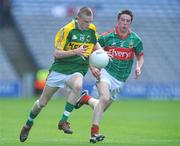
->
xmin=99 ymin=26 xmax=143 ymax=81
xmin=50 ymin=19 xmax=98 ymax=76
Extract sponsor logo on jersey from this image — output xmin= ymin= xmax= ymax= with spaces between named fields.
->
xmin=105 ymin=46 xmax=134 ymax=60
xmin=86 ymin=35 xmax=91 ymax=42
xmin=66 ymin=42 xmax=94 ymax=57
xmin=80 ymin=34 xmax=85 ymax=41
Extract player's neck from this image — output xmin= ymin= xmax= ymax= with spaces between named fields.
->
xmin=77 ymin=22 xmax=83 ymax=30
xmin=118 ymin=29 xmax=129 ymax=36
xmin=115 ymin=25 xmax=130 ymax=40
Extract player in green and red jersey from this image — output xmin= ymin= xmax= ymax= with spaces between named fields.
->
xmin=75 ymin=10 xmax=144 ymax=143
xmin=19 ymin=7 xmax=104 ymax=142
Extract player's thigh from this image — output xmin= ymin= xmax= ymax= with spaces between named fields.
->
xmin=66 ymin=73 xmax=83 ymax=93
xmin=97 ymin=81 xmax=111 ymax=101
xmin=39 ymin=85 xmax=59 ymax=103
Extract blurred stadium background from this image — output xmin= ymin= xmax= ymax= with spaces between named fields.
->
xmin=1 ymin=1 xmax=180 ymax=146
xmin=0 ymin=0 xmax=180 ymax=99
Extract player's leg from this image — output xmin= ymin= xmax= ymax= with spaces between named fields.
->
xmin=93 ymin=81 xmax=112 ymax=126
xmin=58 ymin=73 xmax=83 ymax=134
xmin=19 ymin=85 xmax=58 ymax=142
xmin=75 ymin=89 xmax=99 ymax=109
xmin=90 ymin=69 xmax=125 ymax=143
xmin=90 ymin=81 xmax=112 ymax=143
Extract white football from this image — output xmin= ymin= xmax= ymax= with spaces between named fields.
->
xmin=89 ymin=50 xmax=109 ymax=68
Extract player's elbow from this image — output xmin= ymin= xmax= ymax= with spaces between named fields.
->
xmin=54 ymin=50 xmax=61 ymax=59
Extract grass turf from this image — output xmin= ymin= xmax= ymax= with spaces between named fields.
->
xmin=0 ymin=98 xmax=180 ymax=146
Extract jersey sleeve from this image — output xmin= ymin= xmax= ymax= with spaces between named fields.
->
xmin=134 ymin=40 xmax=144 ymax=56
xmin=89 ymin=23 xmax=98 ymax=45
xmin=94 ymin=32 xmax=99 ymax=44
xmin=54 ymin=27 xmax=70 ymax=50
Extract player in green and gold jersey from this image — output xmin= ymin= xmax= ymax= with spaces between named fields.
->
xmin=19 ymin=6 xmax=103 ymax=142
xmin=75 ymin=10 xmax=144 ymax=143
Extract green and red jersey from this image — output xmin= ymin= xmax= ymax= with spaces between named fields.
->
xmin=50 ymin=19 xmax=98 ymax=76
xmin=99 ymin=25 xmax=143 ymax=81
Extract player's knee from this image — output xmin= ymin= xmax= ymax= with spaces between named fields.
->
xmin=35 ymin=99 xmax=47 ymax=109
xmin=100 ymin=96 xmax=111 ymax=106
xmin=73 ymin=84 xmax=82 ymax=94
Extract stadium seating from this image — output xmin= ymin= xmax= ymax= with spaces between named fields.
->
xmin=10 ymin=0 xmax=180 ymax=84
xmin=0 ymin=44 xmax=19 ymax=80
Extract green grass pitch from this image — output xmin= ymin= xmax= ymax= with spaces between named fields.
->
xmin=0 ymin=98 xmax=180 ymax=146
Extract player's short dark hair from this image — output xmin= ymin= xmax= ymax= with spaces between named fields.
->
xmin=117 ymin=10 xmax=133 ymax=22
xmin=77 ymin=6 xmax=93 ymax=18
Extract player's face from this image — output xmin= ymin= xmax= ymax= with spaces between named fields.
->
xmin=78 ymin=16 xmax=92 ymax=30
xmin=118 ymin=14 xmax=132 ymax=33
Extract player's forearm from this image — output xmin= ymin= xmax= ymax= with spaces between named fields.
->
xmin=54 ymin=49 xmax=76 ymax=59
xmin=136 ymin=55 xmax=144 ymax=70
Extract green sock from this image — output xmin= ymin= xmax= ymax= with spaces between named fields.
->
xmin=60 ymin=102 xmax=74 ymax=122
xmin=26 ymin=111 xmax=37 ymax=126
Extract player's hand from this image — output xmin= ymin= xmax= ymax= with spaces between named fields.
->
xmin=135 ymin=67 xmax=141 ymax=79
xmin=90 ymin=65 xmax=101 ymax=79
xmin=74 ymin=45 xmax=87 ymax=56
xmin=107 ymin=51 xmax=113 ymax=58
xmin=107 ymin=51 xmax=113 ymax=62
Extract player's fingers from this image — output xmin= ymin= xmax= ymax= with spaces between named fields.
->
xmin=78 ymin=45 xmax=86 ymax=50
xmin=135 ymin=70 xmax=141 ymax=79
xmin=92 ymin=70 xmax=100 ymax=79
xmin=107 ymin=52 xmax=113 ymax=58
xmin=81 ymin=45 xmax=88 ymax=51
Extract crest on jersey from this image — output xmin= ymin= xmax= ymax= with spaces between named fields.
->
xmin=129 ymin=42 xmax=134 ymax=48
xmin=111 ymin=42 xmax=116 ymax=46
xmin=72 ymin=35 xmax=78 ymax=40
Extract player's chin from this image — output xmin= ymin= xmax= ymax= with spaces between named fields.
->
xmin=83 ymin=26 xmax=89 ymax=30
xmin=122 ymin=27 xmax=128 ymax=31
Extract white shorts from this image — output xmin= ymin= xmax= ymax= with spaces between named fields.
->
xmin=97 ymin=69 xmax=125 ymax=100
xmin=46 ymin=71 xmax=83 ymax=88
